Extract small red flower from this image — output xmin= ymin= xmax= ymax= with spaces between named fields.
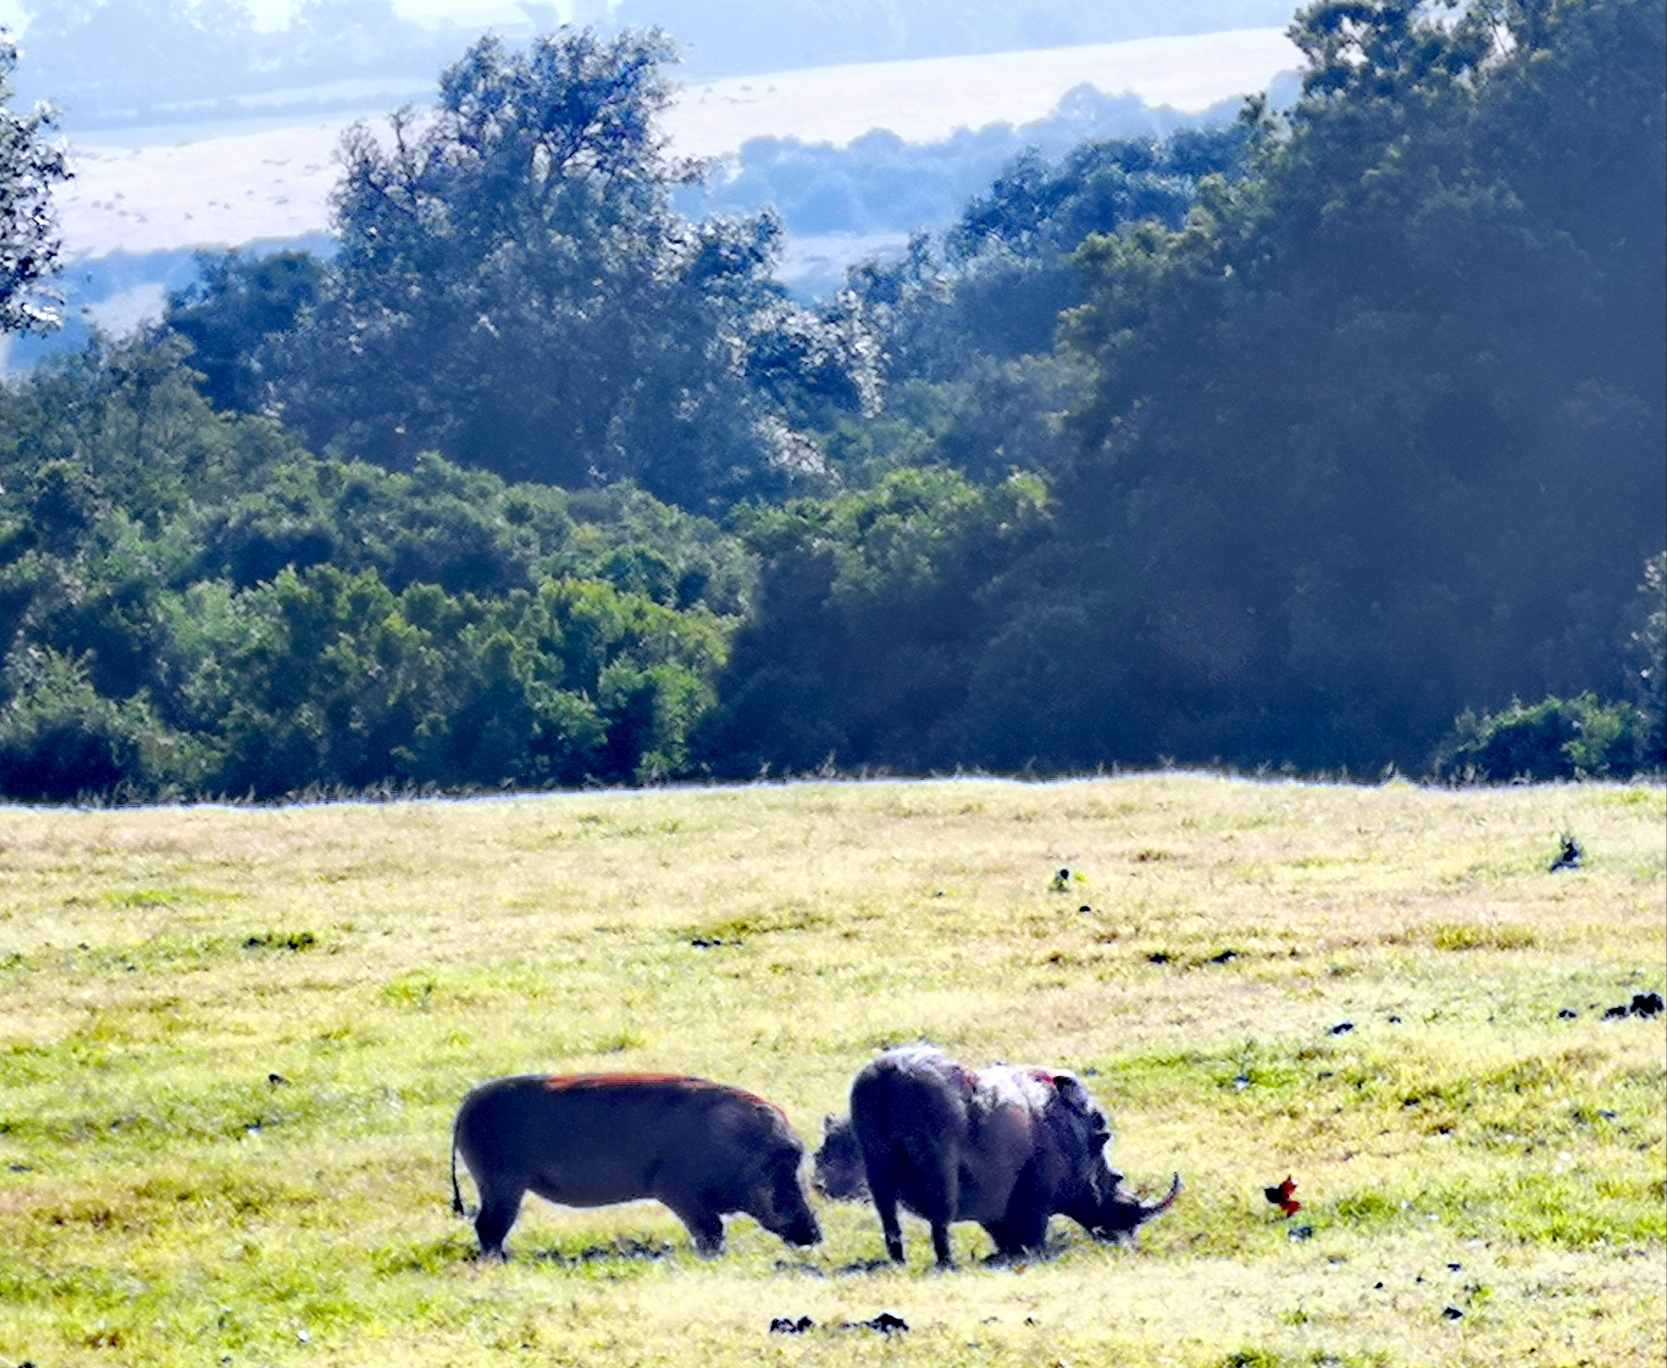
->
xmin=1263 ymin=1175 xmax=1301 ymax=1217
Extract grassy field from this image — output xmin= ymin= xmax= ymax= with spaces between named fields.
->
xmin=0 ymin=775 xmax=1661 ymax=1367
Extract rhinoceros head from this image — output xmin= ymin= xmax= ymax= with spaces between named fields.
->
xmin=811 ymin=1113 xmax=869 ymax=1201
xmin=1086 ymin=1171 xmax=1182 ymax=1239
xmin=1041 ymin=1072 xmax=1125 ymax=1213
xmin=1044 ymin=1074 xmax=1179 ymax=1240
xmin=750 ymin=1142 xmax=823 ymax=1248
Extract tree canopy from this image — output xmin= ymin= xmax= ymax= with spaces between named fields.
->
xmin=178 ymin=28 xmax=880 ymax=514
xmin=0 ymin=34 xmax=69 ymax=334
xmin=710 ymin=0 xmax=1665 ymax=777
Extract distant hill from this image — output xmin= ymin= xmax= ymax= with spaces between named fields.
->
xmin=9 ymin=0 xmax=1299 ymax=133
xmin=612 ymin=0 xmax=1298 ymax=77
xmin=48 ymin=30 xmax=1300 ymax=261
xmin=10 ymin=0 xmax=463 ymax=131
xmin=7 ymin=76 xmax=1257 ymax=370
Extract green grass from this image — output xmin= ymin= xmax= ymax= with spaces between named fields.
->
xmin=0 ymin=775 xmax=1662 ymax=1365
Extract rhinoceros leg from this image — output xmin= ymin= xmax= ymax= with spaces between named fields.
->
xmin=473 ymin=1183 xmax=525 ymax=1260
xmin=867 ymin=1165 xmax=907 ymax=1264
xmin=929 ymin=1218 xmax=955 ymax=1270
xmin=906 ymin=1147 xmax=960 ymax=1269
xmin=987 ymin=1162 xmax=1051 ymax=1257
xmin=665 ymin=1199 xmax=726 ymax=1256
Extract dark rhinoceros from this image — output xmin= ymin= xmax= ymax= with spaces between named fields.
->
xmin=450 ymin=1072 xmax=822 ymax=1258
xmin=817 ymin=1045 xmax=1178 ymax=1267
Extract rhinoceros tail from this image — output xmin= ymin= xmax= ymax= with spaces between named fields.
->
xmin=450 ymin=1123 xmax=465 ymax=1217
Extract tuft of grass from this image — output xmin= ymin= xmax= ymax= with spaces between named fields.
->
xmin=1429 ymin=922 xmax=1537 ymax=952
xmin=242 ymin=930 xmax=318 ymax=951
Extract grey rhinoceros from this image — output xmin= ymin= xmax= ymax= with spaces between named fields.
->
xmin=814 ymin=1045 xmax=1178 ymax=1267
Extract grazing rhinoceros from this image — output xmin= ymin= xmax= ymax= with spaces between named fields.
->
xmin=450 ymin=1072 xmax=822 ymax=1258
xmin=815 ymin=1045 xmax=1178 ymax=1267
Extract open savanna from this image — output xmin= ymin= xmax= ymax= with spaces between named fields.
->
xmin=0 ymin=775 xmax=1662 ymax=1367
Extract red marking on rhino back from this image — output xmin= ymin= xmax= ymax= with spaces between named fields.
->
xmin=541 ymin=1073 xmax=781 ymax=1116
xmin=545 ymin=1073 xmax=715 ymax=1092
xmin=1025 ymin=1068 xmax=1057 ymax=1085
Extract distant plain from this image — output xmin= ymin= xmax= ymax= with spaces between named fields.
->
xmin=55 ymin=28 xmax=1299 ymax=259
xmin=0 ymin=775 xmax=1661 ymax=1366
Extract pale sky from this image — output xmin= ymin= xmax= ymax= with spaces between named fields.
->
xmin=0 ymin=1 xmax=577 ymax=32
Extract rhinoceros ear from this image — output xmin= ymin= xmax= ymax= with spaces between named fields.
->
xmin=1052 ymin=1074 xmax=1093 ymax=1112
xmin=822 ymin=1113 xmax=837 ymax=1134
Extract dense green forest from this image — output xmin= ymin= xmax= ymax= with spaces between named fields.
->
xmin=0 ymin=0 xmax=1661 ymax=801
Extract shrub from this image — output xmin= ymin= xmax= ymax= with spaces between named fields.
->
xmin=0 ymin=647 xmax=193 ymax=800
xmin=1435 ymin=693 xmax=1646 ymax=781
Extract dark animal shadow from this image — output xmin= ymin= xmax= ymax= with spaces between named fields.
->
xmin=980 ymin=1230 xmax=1103 ymax=1268
xmin=980 ymin=1248 xmax=1045 ymax=1270
xmin=834 ymin=1231 xmax=1094 ymax=1275
xmin=834 ymin=1258 xmax=895 ymax=1276
xmin=527 ymin=1236 xmax=676 ymax=1266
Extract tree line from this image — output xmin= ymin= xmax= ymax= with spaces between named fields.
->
xmin=0 ymin=1 xmax=1661 ymax=801
xmin=679 ymin=81 xmax=1264 ymax=243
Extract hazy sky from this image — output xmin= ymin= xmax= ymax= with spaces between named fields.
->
xmin=0 ymin=1 xmax=565 ymax=31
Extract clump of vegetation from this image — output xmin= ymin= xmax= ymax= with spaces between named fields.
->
xmin=1434 ymin=553 xmax=1667 ymax=781
xmin=1435 ymin=694 xmax=1650 ymax=782
xmin=0 ymin=334 xmax=753 ymax=798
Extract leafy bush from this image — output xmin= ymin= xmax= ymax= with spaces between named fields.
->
xmin=0 ymin=337 xmax=751 ymax=802
xmin=1435 ymin=694 xmax=1647 ymax=782
xmin=0 ymin=647 xmax=192 ymax=800
xmin=697 ymin=466 xmax=1049 ymax=775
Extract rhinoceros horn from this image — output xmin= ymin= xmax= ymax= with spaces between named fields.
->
xmin=1144 ymin=1172 xmax=1182 ymax=1217
xmin=1093 ymin=1172 xmax=1182 ymax=1236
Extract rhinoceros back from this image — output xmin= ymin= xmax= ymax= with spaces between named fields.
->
xmin=456 ymin=1073 xmax=779 ymax=1208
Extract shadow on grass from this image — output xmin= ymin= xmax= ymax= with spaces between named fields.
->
xmin=833 ymin=1257 xmax=892 ymax=1275
xmin=527 ymin=1235 xmax=677 ymax=1267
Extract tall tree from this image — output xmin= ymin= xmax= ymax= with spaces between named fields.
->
xmin=1037 ymin=0 xmax=1667 ymax=770
xmin=0 ymin=34 xmax=69 ymax=334
xmin=264 ymin=27 xmax=878 ymax=511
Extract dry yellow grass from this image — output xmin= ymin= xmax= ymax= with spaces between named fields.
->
xmin=0 ymin=775 xmax=1662 ymax=1366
